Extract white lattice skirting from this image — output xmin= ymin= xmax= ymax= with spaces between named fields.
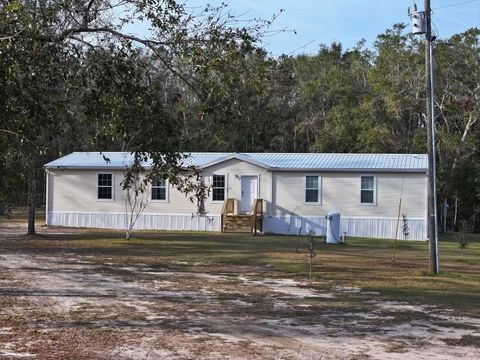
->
xmin=48 ymin=212 xmax=426 ymax=240
xmin=48 ymin=212 xmax=221 ymax=232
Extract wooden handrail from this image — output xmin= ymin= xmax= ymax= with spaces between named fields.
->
xmin=221 ymin=198 xmax=235 ymax=232
xmin=252 ymin=198 xmax=263 ymax=216
xmin=251 ymin=198 xmax=264 ymax=235
xmin=222 ymin=198 xmax=235 ymax=215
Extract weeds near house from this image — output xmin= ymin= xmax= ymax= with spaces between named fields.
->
xmin=456 ymin=220 xmax=472 ymax=254
xmin=307 ymin=230 xmax=316 ymax=279
xmin=295 ymin=226 xmax=302 ymax=253
xmin=458 ymin=235 xmax=468 ymax=254
xmin=402 ymin=213 xmax=410 ymax=241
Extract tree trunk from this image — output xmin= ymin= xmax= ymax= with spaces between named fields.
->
xmin=27 ymin=169 xmax=36 ymax=235
xmin=454 ymin=195 xmax=458 ymax=230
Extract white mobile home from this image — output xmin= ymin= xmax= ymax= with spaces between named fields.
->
xmin=44 ymin=152 xmax=428 ymax=240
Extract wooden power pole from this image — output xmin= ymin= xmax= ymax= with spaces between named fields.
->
xmin=409 ymin=1 xmax=439 ymax=274
xmin=424 ymin=0 xmax=439 ymax=274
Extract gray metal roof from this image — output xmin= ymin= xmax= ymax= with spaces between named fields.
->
xmin=44 ymin=152 xmax=428 ymax=172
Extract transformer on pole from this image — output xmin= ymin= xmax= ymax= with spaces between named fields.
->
xmin=408 ymin=4 xmax=426 ymax=34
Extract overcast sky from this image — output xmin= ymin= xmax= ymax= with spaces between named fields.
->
xmin=183 ymin=0 xmax=480 ymax=56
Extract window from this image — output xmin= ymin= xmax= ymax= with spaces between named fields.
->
xmin=212 ymin=175 xmax=225 ymax=201
xmin=361 ymin=176 xmax=375 ymax=204
xmin=305 ymin=176 xmax=319 ymax=203
xmin=97 ymin=173 xmax=113 ymax=200
xmin=151 ymin=179 xmax=167 ymax=201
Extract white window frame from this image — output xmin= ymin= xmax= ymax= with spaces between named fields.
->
xmin=211 ymin=174 xmax=227 ymax=203
xmin=360 ymin=175 xmax=377 ymax=206
xmin=151 ymin=178 xmax=169 ymax=203
xmin=304 ymin=174 xmax=322 ymax=205
xmin=96 ymin=172 xmax=114 ymax=201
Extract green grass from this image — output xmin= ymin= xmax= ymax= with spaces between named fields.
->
xmin=1 ymin=224 xmax=480 ymax=314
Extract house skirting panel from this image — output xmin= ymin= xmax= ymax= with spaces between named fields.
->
xmin=48 ymin=212 xmax=221 ymax=232
xmin=263 ymin=215 xmax=426 ymax=241
xmin=48 ymin=212 xmax=426 ymax=240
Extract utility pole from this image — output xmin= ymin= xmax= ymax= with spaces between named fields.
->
xmin=424 ymin=0 xmax=439 ymax=275
xmin=409 ymin=1 xmax=439 ymax=274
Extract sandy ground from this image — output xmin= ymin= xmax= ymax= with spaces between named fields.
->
xmin=1 ymin=223 xmax=480 ymax=359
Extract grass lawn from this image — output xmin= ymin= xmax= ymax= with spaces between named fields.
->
xmin=2 ymin=223 xmax=479 ymax=314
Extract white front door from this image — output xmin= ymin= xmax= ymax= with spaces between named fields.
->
xmin=240 ymin=176 xmax=258 ymax=213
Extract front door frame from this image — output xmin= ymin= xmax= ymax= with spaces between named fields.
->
xmin=240 ymin=175 xmax=259 ymax=213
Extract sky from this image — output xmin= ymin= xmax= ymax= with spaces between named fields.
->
xmin=178 ymin=0 xmax=480 ymax=56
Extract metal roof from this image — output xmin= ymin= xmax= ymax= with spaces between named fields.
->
xmin=44 ymin=152 xmax=428 ymax=172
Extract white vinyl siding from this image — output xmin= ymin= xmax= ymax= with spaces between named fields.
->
xmin=202 ymin=159 xmax=270 ymax=214
xmin=273 ymin=172 xmax=426 ymax=219
xmin=49 ymin=170 xmax=194 ymax=214
xmin=48 ymin=165 xmax=426 ymax=224
xmin=47 ymin=159 xmax=270 ymax=216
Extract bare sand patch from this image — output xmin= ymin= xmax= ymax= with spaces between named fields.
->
xmin=1 ymin=250 xmax=480 ymax=359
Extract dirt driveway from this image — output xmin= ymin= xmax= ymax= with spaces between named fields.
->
xmin=1 ymin=223 xmax=480 ymax=359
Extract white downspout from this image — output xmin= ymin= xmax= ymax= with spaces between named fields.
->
xmin=269 ymin=171 xmax=275 ymax=217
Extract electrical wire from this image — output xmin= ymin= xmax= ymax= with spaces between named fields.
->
xmin=431 ymin=20 xmax=440 ymax=39
xmin=432 ymin=0 xmax=480 ymax=37
xmin=432 ymin=0 xmax=479 ymax=11
xmin=288 ymin=40 xmax=316 ymax=56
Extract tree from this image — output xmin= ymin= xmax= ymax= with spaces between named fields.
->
xmin=0 ymin=0 xmax=272 ymax=234
xmin=434 ymin=29 xmax=480 ymax=230
xmin=121 ymin=158 xmax=156 ymax=241
xmin=2 ymin=3 xmax=479 ymax=236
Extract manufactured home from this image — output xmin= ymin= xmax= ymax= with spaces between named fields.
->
xmin=44 ymin=152 xmax=428 ymax=240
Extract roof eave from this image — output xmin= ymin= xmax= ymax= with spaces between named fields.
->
xmin=45 ymin=165 xmax=427 ymax=173
xmin=44 ymin=165 xmax=132 ymax=170
xmin=269 ymin=167 xmax=427 ymax=173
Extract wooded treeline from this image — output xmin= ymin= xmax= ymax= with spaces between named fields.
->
xmin=0 ymin=1 xmax=479 ymax=233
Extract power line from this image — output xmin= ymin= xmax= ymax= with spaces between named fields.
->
xmin=432 ymin=0 xmax=479 ymax=11
xmin=288 ymin=40 xmax=316 ymax=56
xmin=432 ymin=20 xmax=440 ymax=38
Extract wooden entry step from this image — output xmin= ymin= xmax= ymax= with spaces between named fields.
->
xmin=222 ymin=214 xmax=252 ymax=233
xmin=221 ymin=198 xmax=263 ymax=235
